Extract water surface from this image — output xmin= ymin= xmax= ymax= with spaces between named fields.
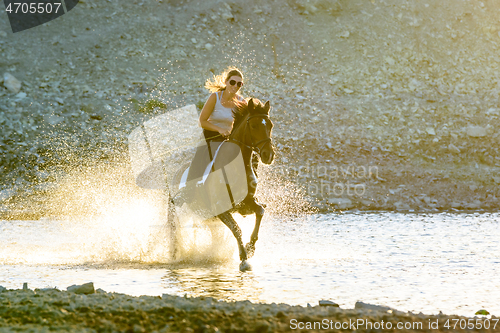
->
xmin=1 ymin=212 xmax=498 ymax=317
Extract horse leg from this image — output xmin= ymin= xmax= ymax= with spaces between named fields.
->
xmin=165 ymin=192 xmax=179 ymax=260
xmin=167 ymin=202 xmax=179 ymax=260
xmin=217 ymin=212 xmax=248 ymax=262
xmin=251 ymin=152 xmax=259 ymax=178
xmin=245 ymin=201 xmax=265 ymax=258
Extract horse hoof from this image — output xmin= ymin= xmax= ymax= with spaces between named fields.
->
xmin=239 ymin=260 xmax=252 ymax=271
xmin=245 ymin=242 xmax=256 ymax=258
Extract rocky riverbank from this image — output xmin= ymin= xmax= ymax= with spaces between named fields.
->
xmin=0 ymin=283 xmax=496 ymax=332
xmin=1 ymin=0 xmax=500 ymax=218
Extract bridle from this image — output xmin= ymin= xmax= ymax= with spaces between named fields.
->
xmin=228 ymin=114 xmax=273 ymax=155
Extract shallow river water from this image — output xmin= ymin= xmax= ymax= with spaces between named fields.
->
xmin=1 ymin=211 xmax=499 ymax=317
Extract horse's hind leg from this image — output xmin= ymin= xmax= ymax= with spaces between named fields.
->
xmin=245 ymin=202 xmax=265 ymax=258
xmin=217 ymin=212 xmax=247 ymax=262
xmin=165 ymin=193 xmax=179 ymax=260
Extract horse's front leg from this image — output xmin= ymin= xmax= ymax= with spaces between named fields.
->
xmin=245 ymin=202 xmax=265 ymax=258
xmin=217 ymin=212 xmax=251 ymax=271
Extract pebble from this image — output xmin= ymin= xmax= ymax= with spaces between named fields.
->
xmin=14 ymin=92 xmax=27 ymax=100
xmin=448 ymin=143 xmax=460 ymax=154
xmin=339 ymin=31 xmax=350 ymax=38
xmin=394 ymin=201 xmax=411 ymax=211
xmin=467 ymin=125 xmax=487 ymax=137
xmin=3 ymin=72 xmax=22 ymax=93
xmin=327 ymin=197 xmax=353 ymax=209
xmin=426 ymin=127 xmax=436 ymax=135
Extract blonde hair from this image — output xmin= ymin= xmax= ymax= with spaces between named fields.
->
xmin=205 ymin=67 xmax=244 ymax=93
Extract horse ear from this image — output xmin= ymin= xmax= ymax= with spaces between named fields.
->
xmin=248 ymin=98 xmax=254 ymax=110
xmin=264 ymin=100 xmax=270 ymax=113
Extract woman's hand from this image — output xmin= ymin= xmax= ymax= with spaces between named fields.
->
xmin=219 ymin=129 xmax=231 ymax=138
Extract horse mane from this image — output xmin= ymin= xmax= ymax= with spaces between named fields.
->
xmin=231 ymin=98 xmax=266 ymax=133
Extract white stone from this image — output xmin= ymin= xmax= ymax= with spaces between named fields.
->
xmin=305 ymin=3 xmax=318 ymax=13
xmin=14 ymin=92 xmax=26 ymax=100
xmin=425 ymin=127 xmax=436 ymax=135
xmin=45 ymin=114 xmax=65 ymax=126
xmin=327 ymin=197 xmax=353 ymax=209
xmin=205 ymin=43 xmax=213 ymax=51
xmin=448 ymin=143 xmax=460 ymax=154
xmin=67 ymin=282 xmax=95 ymax=294
xmin=394 ymin=201 xmax=411 ymax=211
xmin=339 ymin=31 xmax=350 ymax=38
xmin=221 ymin=10 xmax=233 ymax=20
xmin=3 ymin=73 xmax=21 ymax=93
xmin=467 ymin=125 xmax=487 ymax=137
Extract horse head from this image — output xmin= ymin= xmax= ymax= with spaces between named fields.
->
xmin=231 ymin=98 xmax=274 ymax=164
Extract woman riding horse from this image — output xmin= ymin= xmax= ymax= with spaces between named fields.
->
xmin=175 ymin=67 xmax=274 ymax=270
xmin=184 ymin=67 xmax=258 ymax=183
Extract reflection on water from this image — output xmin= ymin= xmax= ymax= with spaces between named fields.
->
xmin=162 ymin=267 xmax=262 ymax=303
xmin=1 ymin=212 xmax=499 ymax=316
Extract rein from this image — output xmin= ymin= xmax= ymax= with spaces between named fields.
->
xmin=227 ymin=114 xmax=272 ymax=155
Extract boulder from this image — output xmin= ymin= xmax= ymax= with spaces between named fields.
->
xmin=319 ymin=300 xmax=339 ymax=307
xmin=355 ymin=301 xmax=392 ymax=312
xmin=67 ymin=282 xmax=95 ymax=294
xmin=475 ymin=309 xmax=490 ymax=315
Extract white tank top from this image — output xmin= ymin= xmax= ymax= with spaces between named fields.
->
xmin=208 ymin=91 xmax=242 ymax=132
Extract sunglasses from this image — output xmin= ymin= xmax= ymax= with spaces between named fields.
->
xmin=229 ymin=80 xmax=243 ymax=88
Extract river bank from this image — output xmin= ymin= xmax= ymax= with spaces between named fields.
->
xmin=0 ymin=284 xmax=497 ymax=332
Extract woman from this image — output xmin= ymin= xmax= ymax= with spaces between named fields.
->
xmin=199 ymin=67 xmax=246 ymax=147
xmin=183 ymin=67 xmax=250 ymax=187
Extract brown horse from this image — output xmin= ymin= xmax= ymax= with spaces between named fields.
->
xmin=168 ymin=98 xmax=274 ymax=270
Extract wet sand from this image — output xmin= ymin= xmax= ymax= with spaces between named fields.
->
xmin=0 ymin=285 xmax=497 ymax=332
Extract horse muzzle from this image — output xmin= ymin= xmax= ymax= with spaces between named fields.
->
xmin=260 ymin=143 xmax=274 ymax=164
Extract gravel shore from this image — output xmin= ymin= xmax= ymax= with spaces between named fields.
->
xmin=0 ymin=284 xmax=497 ymax=332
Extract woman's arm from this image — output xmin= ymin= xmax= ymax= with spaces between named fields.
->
xmin=199 ymin=93 xmax=228 ymax=135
